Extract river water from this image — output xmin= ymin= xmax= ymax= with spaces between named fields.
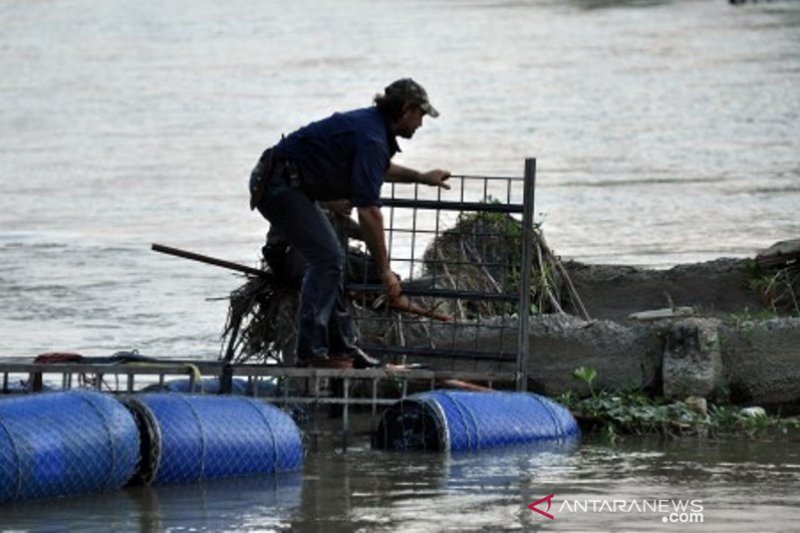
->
xmin=0 ymin=433 xmax=799 ymax=532
xmin=1 ymin=0 xmax=799 ymax=530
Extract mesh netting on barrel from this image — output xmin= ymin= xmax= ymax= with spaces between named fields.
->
xmin=0 ymin=391 xmax=140 ymax=503
xmin=375 ymin=391 xmax=580 ymax=452
xmin=124 ymin=394 xmax=302 ymax=485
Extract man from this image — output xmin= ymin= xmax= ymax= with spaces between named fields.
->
xmin=249 ymin=78 xmax=450 ymax=367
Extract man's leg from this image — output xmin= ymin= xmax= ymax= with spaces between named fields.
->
xmin=326 ymin=291 xmax=380 ymax=369
xmin=328 ymin=294 xmax=358 ymax=355
xmin=260 ymin=189 xmax=345 ymax=361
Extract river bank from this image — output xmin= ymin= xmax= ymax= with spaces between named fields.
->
xmin=412 ymin=238 xmax=800 ymax=413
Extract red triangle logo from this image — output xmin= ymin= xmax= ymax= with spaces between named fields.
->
xmin=528 ymin=493 xmax=555 ymax=520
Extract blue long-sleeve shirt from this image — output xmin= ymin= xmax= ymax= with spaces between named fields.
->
xmin=273 ymin=107 xmax=400 ymax=207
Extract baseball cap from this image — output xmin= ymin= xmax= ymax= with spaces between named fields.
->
xmin=384 ymin=78 xmax=440 ymax=118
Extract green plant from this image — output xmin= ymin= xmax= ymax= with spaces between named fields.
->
xmin=559 ymin=367 xmax=799 ymax=441
xmin=741 ymin=259 xmax=800 ymax=317
xmin=572 ymin=366 xmax=597 ymax=397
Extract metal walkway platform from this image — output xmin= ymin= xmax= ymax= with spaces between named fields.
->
xmin=0 ymin=359 xmax=517 ymax=449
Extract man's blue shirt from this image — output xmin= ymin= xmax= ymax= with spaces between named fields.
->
xmin=273 ymin=107 xmax=400 ymax=207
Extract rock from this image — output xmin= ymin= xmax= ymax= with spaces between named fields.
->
xmin=739 ymin=407 xmax=766 ymax=418
xmin=662 ymin=318 xmax=723 ymax=400
xmin=565 ymin=258 xmax=763 ymax=322
xmin=629 ymin=307 xmax=694 ymax=321
xmin=525 ymin=316 xmax=661 ymax=396
xmin=685 ymin=396 xmax=708 ymax=416
xmin=756 ymin=238 xmax=800 ymax=261
xmin=720 ymin=317 xmax=800 ymax=407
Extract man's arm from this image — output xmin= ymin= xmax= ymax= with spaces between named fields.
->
xmin=386 ymin=163 xmax=451 ymax=189
xmin=357 ymin=205 xmax=401 ymax=301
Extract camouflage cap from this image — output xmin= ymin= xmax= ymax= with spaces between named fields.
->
xmin=384 ymin=78 xmax=439 ymax=118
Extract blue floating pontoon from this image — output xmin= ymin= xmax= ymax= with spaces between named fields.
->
xmin=376 ymin=390 xmax=580 ymax=452
xmin=125 ymin=394 xmax=302 ymax=485
xmin=0 ymin=391 xmax=140 ymax=503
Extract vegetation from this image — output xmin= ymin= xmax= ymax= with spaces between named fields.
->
xmin=559 ymin=366 xmax=800 ymax=443
xmin=741 ymin=258 xmax=799 ymax=317
xmin=421 ymin=209 xmax=589 ymax=319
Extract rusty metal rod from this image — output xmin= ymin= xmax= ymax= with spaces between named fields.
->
xmin=151 ymin=243 xmax=267 ymax=278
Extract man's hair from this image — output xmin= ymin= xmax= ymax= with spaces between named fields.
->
xmin=373 ymin=92 xmax=409 ymax=122
xmin=374 ymin=78 xmax=438 ymax=122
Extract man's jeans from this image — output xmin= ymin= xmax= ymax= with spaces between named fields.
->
xmin=255 ymin=181 xmax=357 ymax=360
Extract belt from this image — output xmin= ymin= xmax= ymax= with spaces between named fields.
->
xmin=249 ymin=151 xmax=303 ymax=210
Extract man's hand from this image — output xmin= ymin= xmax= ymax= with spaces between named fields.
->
xmin=386 ymin=163 xmax=451 ymax=190
xmin=322 ymin=199 xmax=353 ymax=218
xmin=381 ymin=270 xmax=402 ymax=302
xmin=421 ymin=169 xmax=451 ymax=190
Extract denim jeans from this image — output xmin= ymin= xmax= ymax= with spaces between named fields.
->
xmin=254 ymin=178 xmax=357 ymax=360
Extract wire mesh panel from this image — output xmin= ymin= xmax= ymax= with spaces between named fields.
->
xmin=348 ymin=159 xmax=536 ymax=386
xmin=375 ymin=391 xmax=579 ymax=452
xmin=0 ymin=391 xmax=140 ymax=503
xmin=125 ymin=394 xmax=302 ymax=485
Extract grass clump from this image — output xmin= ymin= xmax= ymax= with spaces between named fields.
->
xmin=558 ymin=366 xmax=800 ymax=443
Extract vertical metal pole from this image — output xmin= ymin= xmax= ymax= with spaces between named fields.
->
xmin=219 ymin=364 xmax=233 ymax=395
xmin=343 ymin=377 xmax=350 ymax=452
xmin=517 ymin=158 xmax=536 ymax=391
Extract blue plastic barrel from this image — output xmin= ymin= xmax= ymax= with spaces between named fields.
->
xmin=0 ymin=391 xmax=140 ymax=503
xmin=376 ymin=391 xmax=580 ymax=452
xmin=124 ymin=394 xmax=302 ymax=485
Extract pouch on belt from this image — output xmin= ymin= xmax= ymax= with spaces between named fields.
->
xmin=249 ymin=147 xmax=274 ymax=210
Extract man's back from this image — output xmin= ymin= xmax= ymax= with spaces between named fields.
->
xmin=274 ymin=107 xmax=399 ymax=204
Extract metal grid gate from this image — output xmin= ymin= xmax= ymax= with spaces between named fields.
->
xmin=347 ymin=158 xmax=536 ymax=390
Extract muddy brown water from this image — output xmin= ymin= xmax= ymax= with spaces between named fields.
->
xmin=1 ymin=433 xmax=798 ymax=532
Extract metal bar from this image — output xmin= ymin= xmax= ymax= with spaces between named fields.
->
xmin=380 ymin=199 xmax=523 ymax=213
xmin=371 ymin=379 xmax=378 ymax=427
xmin=259 ymin=397 xmax=402 ymax=406
xmin=345 ymin=285 xmax=518 ymax=302
xmin=343 ymin=377 xmax=350 ymax=436
xmin=152 ymin=243 xmax=268 ymax=278
xmin=410 ymin=184 xmax=418 ymax=282
xmin=517 ymin=157 xmax=536 ymax=391
xmin=388 ymin=183 xmax=396 ymax=273
xmin=449 ymin=174 xmax=523 ymax=182
xmin=229 ymin=366 xmax=515 ymax=382
xmin=0 ymin=362 xmax=203 ymax=374
xmin=361 ymin=346 xmax=516 ymax=361
xmin=0 ymin=362 xmax=518 ymax=383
